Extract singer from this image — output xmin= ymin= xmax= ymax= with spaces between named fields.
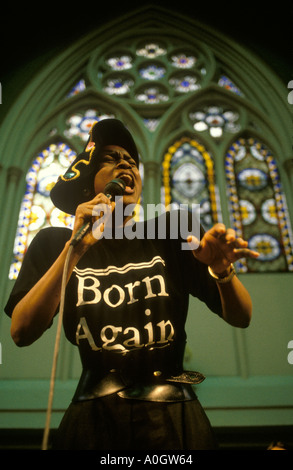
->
xmin=5 ymin=119 xmax=259 ymax=450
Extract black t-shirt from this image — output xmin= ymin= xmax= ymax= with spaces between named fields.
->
xmin=5 ymin=210 xmax=222 ymax=379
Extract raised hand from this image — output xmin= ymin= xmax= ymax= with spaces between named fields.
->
xmin=187 ymin=223 xmax=259 ymax=275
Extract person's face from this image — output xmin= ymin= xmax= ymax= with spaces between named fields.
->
xmin=94 ymin=145 xmax=142 ymax=206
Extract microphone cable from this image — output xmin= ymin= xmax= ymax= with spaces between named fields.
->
xmin=42 ymin=243 xmax=74 ymax=450
xmin=41 ymin=178 xmax=126 ymax=450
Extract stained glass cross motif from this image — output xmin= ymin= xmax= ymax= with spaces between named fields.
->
xmin=239 ymin=200 xmax=256 ymax=225
xmin=172 ymin=163 xmax=206 ymax=198
xmin=238 ymin=168 xmax=268 ymax=190
xmin=248 ymin=234 xmax=281 ymax=261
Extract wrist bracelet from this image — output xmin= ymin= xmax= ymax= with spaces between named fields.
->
xmin=208 ymin=264 xmax=236 ymax=284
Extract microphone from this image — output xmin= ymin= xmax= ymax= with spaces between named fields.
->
xmin=70 ymin=178 xmax=126 ymax=246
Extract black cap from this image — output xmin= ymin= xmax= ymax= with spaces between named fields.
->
xmin=50 ymin=119 xmax=139 ymax=215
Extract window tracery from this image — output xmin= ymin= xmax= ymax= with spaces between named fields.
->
xmin=9 ymin=30 xmax=292 ymax=278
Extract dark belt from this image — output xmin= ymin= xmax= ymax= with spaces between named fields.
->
xmin=72 ymin=369 xmax=205 ymax=403
xmin=118 ymin=383 xmax=196 ymax=402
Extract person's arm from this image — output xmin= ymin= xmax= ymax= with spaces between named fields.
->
xmin=10 ymin=194 xmax=114 ymax=347
xmin=208 ymin=269 xmax=253 ymax=328
xmin=10 ymin=240 xmax=85 ymax=346
xmin=187 ymin=223 xmax=259 ymax=328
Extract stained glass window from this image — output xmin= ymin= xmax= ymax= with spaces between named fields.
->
xmin=64 ymin=110 xmax=115 ymax=141
xmin=189 ymin=106 xmax=240 ymax=138
xmin=171 ymin=53 xmax=196 ymax=69
xmin=106 ymin=55 xmax=133 ymax=70
xmin=218 ymin=75 xmax=243 ymax=96
xmin=67 ymin=79 xmax=86 ymax=98
xmin=99 ymin=41 xmax=210 ymax=106
xmin=225 ymin=138 xmax=293 ymax=272
xmin=10 ymin=106 xmax=148 ymax=279
xmin=169 ymin=74 xmax=200 ymax=93
xmin=136 ymin=43 xmax=166 ymax=58
xmin=135 ymin=86 xmax=169 ymax=104
xmin=103 ymin=76 xmax=134 ymax=95
xmin=12 ymin=31 xmax=291 ymax=278
xmin=139 ymin=64 xmax=166 ymax=80
xmin=143 ymin=118 xmax=160 ymax=132
xmin=162 ymin=137 xmax=221 ymax=230
xmin=9 ymin=143 xmax=76 ymax=279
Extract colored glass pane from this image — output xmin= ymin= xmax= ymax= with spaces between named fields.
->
xmin=135 ymin=87 xmax=169 ymax=104
xmin=169 ymin=74 xmax=200 ymax=93
xmin=96 ymin=41 xmax=207 ymax=104
xmin=171 ymin=53 xmax=196 ymax=69
xmin=67 ymin=79 xmax=86 ymax=98
xmin=218 ymin=75 xmax=242 ymax=95
xmin=64 ymin=110 xmax=115 ymax=141
xmin=136 ymin=43 xmax=166 ymax=58
xmin=143 ymin=118 xmax=160 ymax=132
xmin=107 ymin=55 xmax=132 ymax=70
xmin=225 ymin=138 xmax=293 ymax=272
xmin=9 ymin=143 xmax=76 ymax=279
xmin=103 ymin=76 xmax=134 ymax=95
xmin=190 ymin=106 xmax=240 ymax=138
xmin=139 ymin=64 xmax=166 ymax=80
xmin=162 ymin=137 xmax=221 ymax=230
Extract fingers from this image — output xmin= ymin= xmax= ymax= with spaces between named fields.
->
xmin=92 ymin=201 xmax=115 ymax=218
xmin=73 ymin=193 xmax=115 ymax=241
xmin=216 ymin=227 xmax=260 ymax=260
xmin=214 ymin=225 xmax=236 ymax=243
xmin=211 ymin=224 xmax=250 ymax=248
xmin=209 ymin=223 xmax=227 ymax=238
xmin=76 ymin=194 xmax=114 ymax=221
xmin=92 ymin=193 xmax=113 ymax=206
xmin=187 ymin=223 xmax=260 ymax=264
xmin=233 ymin=247 xmax=259 ymax=259
xmin=187 ymin=235 xmax=201 ymax=251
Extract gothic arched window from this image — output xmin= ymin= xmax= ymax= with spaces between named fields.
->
xmin=161 ymin=137 xmax=221 ymax=231
xmin=9 ymin=144 xmax=76 ymax=279
xmin=225 ymin=137 xmax=293 ymax=273
xmin=5 ymin=10 xmax=292 ymax=279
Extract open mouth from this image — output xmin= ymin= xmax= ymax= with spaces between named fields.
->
xmin=117 ymin=173 xmax=135 ymax=194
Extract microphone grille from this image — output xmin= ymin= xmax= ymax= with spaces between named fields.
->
xmin=104 ymin=178 xmax=126 ymax=197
